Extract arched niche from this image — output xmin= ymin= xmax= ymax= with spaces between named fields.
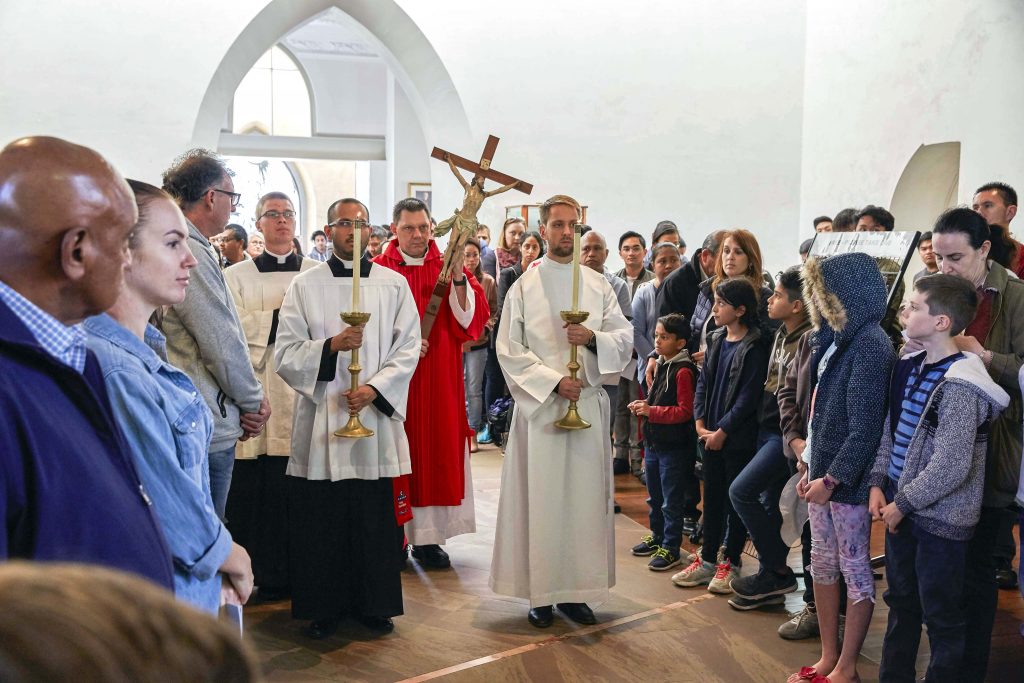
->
xmin=190 ymin=0 xmax=473 ymax=215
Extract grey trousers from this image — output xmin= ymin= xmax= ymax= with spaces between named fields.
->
xmin=613 ymin=376 xmax=642 ymax=471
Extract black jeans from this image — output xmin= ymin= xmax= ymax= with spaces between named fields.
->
xmin=879 ymin=488 xmax=968 ymax=683
xmin=700 ymin=445 xmax=752 ymax=565
xmin=960 ymin=504 xmax=1003 ymax=682
xmin=483 ymin=345 xmax=505 ymax=416
xmin=729 ymin=430 xmax=789 ymax=571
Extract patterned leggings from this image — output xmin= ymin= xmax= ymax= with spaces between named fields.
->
xmin=808 ymin=500 xmax=875 ymax=604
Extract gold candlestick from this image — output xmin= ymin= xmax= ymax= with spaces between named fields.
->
xmin=554 ymin=309 xmax=591 ymax=430
xmin=334 ymin=311 xmax=374 ymax=438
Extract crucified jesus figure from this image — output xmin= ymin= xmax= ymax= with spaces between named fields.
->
xmin=434 ymin=152 xmax=521 ymax=281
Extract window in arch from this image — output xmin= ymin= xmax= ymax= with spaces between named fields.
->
xmin=222 ymin=156 xmax=302 ymax=236
xmin=232 ymin=46 xmax=312 ymax=137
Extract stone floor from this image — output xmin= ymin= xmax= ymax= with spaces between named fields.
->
xmin=243 ymin=445 xmax=1023 ymax=682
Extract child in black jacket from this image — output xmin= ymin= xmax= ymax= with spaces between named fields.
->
xmin=673 ymin=278 xmax=768 ymax=594
xmin=628 ymin=314 xmax=698 ymax=572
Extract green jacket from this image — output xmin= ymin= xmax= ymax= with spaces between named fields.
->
xmin=979 ymin=262 xmax=1024 ymax=508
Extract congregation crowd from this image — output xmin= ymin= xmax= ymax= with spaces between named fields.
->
xmin=0 ymin=133 xmax=1022 ymax=683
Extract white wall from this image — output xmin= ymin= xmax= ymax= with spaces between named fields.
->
xmin=3 ymin=1 xmax=1021 ymax=274
xmin=799 ymin=0 xmax=1024 ymax=244
xmin=399 ymin=0 xmax=808 ymax=273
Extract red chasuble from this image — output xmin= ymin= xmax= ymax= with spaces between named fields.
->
xmin=374 ymin=240 xmax=489 ymax=506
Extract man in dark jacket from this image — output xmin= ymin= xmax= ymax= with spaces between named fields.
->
xmin=0 ymin=136 xmax=173 ymax=589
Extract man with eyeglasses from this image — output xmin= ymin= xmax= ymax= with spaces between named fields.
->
xmin=275 ymin=198 xmax=421 ymax=638
xmin=219 ymin=224 xmax=249 ymax=268
xmin=375 ymin=197 xmax=490 ymax=571
xmin=160 ymin=149 xmax=270 ymax=522
xmin=224 ymin=192 xmax=315 ymax=602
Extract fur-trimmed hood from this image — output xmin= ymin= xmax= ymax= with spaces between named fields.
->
xmin=803 ymin=252 xmax=888 ymax=346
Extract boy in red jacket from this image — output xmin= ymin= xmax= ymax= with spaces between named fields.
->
xmin=628 ymin=313 xmax=699 ymax=571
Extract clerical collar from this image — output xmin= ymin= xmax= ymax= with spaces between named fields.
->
xmin=253 ymin=250 xmax=301 ymax=273
xmin=264 ymin=248 xmax=291 ymax=264
xmin=328 ymin=253 xmax=372 ymax=278
xmin=399 ymin=248 xmax=426 ymax=266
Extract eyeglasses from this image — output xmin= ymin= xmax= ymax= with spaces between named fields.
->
xmin=620 ymin=245 xmax=644 ymax=253
xmin=259 ymin=210 xmax=296 ymax=220
xmin=328 ymin=219 xmax=370 ymax=230
xmin=212 ymin=188 xmax=242 ymax=208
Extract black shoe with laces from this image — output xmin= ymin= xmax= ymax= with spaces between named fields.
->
xmin=730 ymin=567 xmax=798 ymax=600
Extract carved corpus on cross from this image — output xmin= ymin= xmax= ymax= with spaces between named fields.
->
xmin=419 ymin=135 xmax=533 ymax=340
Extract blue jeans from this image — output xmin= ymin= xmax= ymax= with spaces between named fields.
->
xmin=645 ymin=447 xmax=687 ymax=553
xmin=729 ymin=430 xmax=790 ymax=571
xmin=880 ymin=481 xmax=969 ymax=683
xmin=463 ymin=347 xmax=487 ymax=431
xmin=208 ymin=445 xmax=236 ymax=522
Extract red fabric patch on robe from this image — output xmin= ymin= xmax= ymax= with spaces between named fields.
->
xmin=375 ymin=240 xmax=489 ymax=506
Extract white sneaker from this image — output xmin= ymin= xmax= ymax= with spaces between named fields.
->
xmin=708 ymin=560 xmax=738 ymax=594
xmin=671 ymin=557 xmax=716 ymax=587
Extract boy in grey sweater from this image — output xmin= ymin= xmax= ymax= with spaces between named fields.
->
xmin=869 ymin=274 xmax=1009 ymax=683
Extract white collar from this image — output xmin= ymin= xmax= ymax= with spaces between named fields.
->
xmin=264 ymin=248 xmax=291 ymax=264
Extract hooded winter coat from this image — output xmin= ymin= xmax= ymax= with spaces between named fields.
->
xmin=869 ymin=352 xmax=1009 ymax=540
xmin=804 ymin=252 xmax=896 ymax=505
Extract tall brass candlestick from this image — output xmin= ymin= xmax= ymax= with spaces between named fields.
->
xmin=335 ymin=223 xmax=374 ymax=438
xmin=555 ymin=224 xmax=591 ymax=430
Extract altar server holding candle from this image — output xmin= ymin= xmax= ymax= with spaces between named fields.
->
xmin=274 ymin=198 xmax=421 ymax=639
xmin=490 ymin=194 xmax=633 ymax=629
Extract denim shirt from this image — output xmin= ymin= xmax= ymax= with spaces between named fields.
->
xmin=84 ymin=313 xmax=230 ymax=614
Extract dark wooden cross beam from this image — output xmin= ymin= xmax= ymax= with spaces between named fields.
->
xmin=430 ymin=135 xmax=534 ymax=195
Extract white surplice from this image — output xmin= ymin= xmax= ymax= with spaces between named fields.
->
xmin=273 ymin=260 xmax=421 ymax=481
xmin=490 ymin=257 xmax=633 ymax=607
xmin=224 ymin=253 xmax=317 ymax=458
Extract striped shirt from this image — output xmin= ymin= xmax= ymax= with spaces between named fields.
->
xmin=0 ymin=280 xmax=87 ymax=373
xmin=888 ymin=352 xmax=963 ymax=480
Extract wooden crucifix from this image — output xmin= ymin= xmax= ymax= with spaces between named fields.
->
xmin=420 ymin=135 xmax=533 ymax=340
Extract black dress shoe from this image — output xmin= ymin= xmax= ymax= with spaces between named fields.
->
xmin=528 ymin=605 xmax=554 ymax=628
xmin=996 ymin=563 xmax=1019 ymax=590
xmin=304 ymin=617 xmax=340 ymax=640
xmin=411 ymin=544 xmax=451 ymax=569
xmin=356 ymin=615 xmax=395 ymax=634
xmin=556 ymin=602 xmax=596 ymax=625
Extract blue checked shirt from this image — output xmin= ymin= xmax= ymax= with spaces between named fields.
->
xmin=0 ymin=280 xmax=87 ymax=373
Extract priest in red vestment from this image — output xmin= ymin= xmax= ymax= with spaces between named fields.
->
xmin=374 ymin=197 xmax=489 ymax=568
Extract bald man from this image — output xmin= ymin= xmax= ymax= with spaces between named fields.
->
xmin=0 ymin=136 xmax=173 ymax=588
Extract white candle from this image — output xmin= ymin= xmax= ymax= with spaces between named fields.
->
xmin=352 ymin=222 xmax=361 ymax=311
xmin=571 ymin=225 xmax=581 ymax=310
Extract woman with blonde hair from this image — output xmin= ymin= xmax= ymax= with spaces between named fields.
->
xmin=84 ymin=180 xmax=253 ymax=615
xmin=495 ymin=216 xmax=526 ymax=271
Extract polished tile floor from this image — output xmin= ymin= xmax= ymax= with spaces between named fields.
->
xmin=244 ymin=446 xmax=1023 ymax=682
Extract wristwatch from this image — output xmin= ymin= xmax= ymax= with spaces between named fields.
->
xmin=823 ymin=474 xmax=838 ymax=491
